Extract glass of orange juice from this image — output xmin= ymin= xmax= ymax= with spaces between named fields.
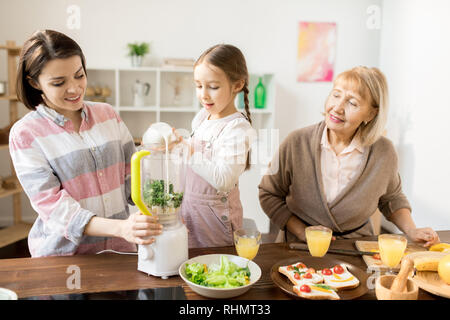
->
xmin=234 ymin=229 xmax=261 ymax=260
xmin=378 ymin=234 xmax=408 ymax=274
xmin=305 ymin=226 xmax=333 ymax=257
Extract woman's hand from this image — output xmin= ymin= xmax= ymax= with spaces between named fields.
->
xmin=119 ymin=212 xmax=163 ymax=245
xmin=407 ymin=227 xmax=440 ymax=247
xmin=387 ymin=208 xmax=440 ymax=247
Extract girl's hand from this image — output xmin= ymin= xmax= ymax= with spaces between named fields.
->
xmin=120 ymin=212 xmax=163 ymax=245
xmin=407 ymin=227 xmax=440 ymax=247
xmin=147 ymin=128 xmax=186 ymax=152
xmin=173 ymin=128 xmax=194 ymax=156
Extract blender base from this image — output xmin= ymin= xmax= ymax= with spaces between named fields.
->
xmin=137 ymin=223 xmax=188 ymax=279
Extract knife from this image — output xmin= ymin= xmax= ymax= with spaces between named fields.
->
xmin=289 ymin=242 xmax=377 ymax=256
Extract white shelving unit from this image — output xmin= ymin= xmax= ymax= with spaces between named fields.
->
xmin=0 ymin=41 xmax=33 ymax=247
xmin=86 ymin=66 xmax=276 ymax=233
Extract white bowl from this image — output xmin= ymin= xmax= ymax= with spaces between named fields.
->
xmin=0 ymin=288 xmax=18 ymax=300
xmin=179 ymin=254 xmax=261 ymax=299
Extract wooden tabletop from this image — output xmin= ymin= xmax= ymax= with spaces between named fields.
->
xmin=0 ymin=231 xmax=449 ymax=300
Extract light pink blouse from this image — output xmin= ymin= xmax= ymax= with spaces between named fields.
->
xmin=320 ymin=126 xmax=365 ymax=204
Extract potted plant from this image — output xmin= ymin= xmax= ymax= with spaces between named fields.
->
xmin=127 ymin=42 xmax=150 ymax=67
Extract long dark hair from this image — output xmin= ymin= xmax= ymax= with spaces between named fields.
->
xmin=16 ymin=30 xmax=87 ymax=110
xmin=195 ymin=44 xmax=252 ymax=170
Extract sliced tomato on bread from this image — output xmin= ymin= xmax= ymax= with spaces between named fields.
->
xmin=319 ymin=264 xmax=360 ymax=290
xmin=293 ymin=283 xmax=340 ymax=300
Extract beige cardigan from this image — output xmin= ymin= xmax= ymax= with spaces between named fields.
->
xmin=258 ymin=121 xmax=411 ymax=239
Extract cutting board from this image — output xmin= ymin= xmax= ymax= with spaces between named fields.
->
xmin=412 ymin=271 xmax=450 ymax=299
xmin=355 ymin=240 xmax=427 ymax=271
xmin=406 ymin=251 xmax=450 ymax=299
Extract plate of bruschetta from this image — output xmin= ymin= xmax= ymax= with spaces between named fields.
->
xmin=270 ymin=256 xmax=368 ymax=300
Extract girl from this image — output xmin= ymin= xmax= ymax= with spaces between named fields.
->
xmin=180 ymin=44 xmax=255 ymax=248
xmin=10 ymin=30 xmax=162 ymax=257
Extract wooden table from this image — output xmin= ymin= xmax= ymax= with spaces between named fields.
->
xmin=0 ymin=231 xmax=448 ymax=300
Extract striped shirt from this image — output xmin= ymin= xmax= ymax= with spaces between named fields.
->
xmin=9 ymin=102 xmax=137 ymax=257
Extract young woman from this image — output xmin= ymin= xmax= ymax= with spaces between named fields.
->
xmin=10 ymin=30 xmax=162 ymax=257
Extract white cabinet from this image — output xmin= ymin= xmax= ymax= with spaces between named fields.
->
xmin=87 ymin=66 xmax=200 ymax=138
xmin=86 ymin=66 xmax=276 ymax=233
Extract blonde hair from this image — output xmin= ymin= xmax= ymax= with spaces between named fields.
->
xmin=333 ymin=66 xmax=389 ymax=146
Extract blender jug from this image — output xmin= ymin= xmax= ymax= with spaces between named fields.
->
xmin=131 ymin=122 xmax=189 ymax=278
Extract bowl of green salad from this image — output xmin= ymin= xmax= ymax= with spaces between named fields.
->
xmin=179 ymin=254 xmax=262 ymax=299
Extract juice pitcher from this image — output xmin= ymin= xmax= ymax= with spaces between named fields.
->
xmin=131 ymin=122 xmax=189 ymax=278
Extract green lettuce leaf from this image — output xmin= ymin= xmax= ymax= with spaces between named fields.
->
xmin=184 ymin=256 xmax=251 ymax=288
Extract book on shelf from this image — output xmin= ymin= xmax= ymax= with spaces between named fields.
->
xmin=162 ymin=58 xmax=195 ymax=68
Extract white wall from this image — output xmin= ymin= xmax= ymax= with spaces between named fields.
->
xmin=0 ymin=0 xmax=381 ymax=231
xmin=380 ymin=0 xmax=450 ymax=232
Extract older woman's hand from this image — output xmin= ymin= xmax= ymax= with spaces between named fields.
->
xmin=407 ymin=227 xmax=440 ymax=247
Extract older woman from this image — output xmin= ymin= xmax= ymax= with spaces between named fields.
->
xmin=259 ymin=66 xmax=439 ymax=247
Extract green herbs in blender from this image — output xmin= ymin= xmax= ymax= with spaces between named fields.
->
xmin=143 ymin=179 xmax=183 ymax=210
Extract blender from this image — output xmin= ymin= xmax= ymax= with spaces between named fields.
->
xmin=131 ymin=122 xmax=189 ymax=279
